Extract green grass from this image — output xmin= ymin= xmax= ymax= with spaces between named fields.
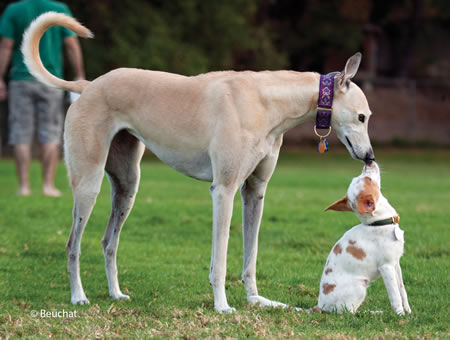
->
xmin=0 ymin=150 xmax=448 ymax=339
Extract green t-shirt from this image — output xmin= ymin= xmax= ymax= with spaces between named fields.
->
xmin=0 ymin=0 xmax=76 ymax=81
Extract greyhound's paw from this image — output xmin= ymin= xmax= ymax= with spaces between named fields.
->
xmin=215 ymin=305 xmax=236 ymax=313
xmin=111 ymin=293 xmax=130 ymax=300
xmin=71 ymin=296 xmax=90 ymax=305
xmin=292 ymin=306 xmax=321 ymax=313
xmin=248 ymin=295 xmax=287 ymax=309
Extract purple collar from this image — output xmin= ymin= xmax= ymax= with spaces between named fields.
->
xmin=314 ymin=72 xmax=338 ymax=153
xmin=315 ymin=72 xmax=337 ymax=130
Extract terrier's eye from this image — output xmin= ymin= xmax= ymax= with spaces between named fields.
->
xmin=358 ymin=114 xmax=365 ymax=123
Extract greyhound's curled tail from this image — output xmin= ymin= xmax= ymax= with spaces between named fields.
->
xmin=21 ymin=12 xmax=93 ymax=93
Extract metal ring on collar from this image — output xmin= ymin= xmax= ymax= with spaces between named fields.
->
xmin=314 ymin=126 xmax=332 ymax=138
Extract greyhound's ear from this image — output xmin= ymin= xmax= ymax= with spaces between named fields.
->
xmin=357 ymin=193 xmax=376 ymax=214
xmin=338 ymin=52 xmax=362 ymax=89
xmin=324 ymin=196 xmax=352 ymax=212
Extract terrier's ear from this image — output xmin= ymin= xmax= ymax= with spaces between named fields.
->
xmin=357 ymin=194 xmax=376 ymax=214
xmin=338 ymin=52 xmax=362 ymax=89
xmin=324 ymin=196 xmax=352 ymax=212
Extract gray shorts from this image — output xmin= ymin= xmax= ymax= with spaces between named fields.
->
xmin=8 ymin=80 xmax=64 ymax=145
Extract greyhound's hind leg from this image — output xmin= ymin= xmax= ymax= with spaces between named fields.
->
xmin=65 ymin=106 xmax=116 ymax=305
xmin=102 ymin=131 xmax=145 ymax=300
xmin=66 ymin=166 xmax=104 ymax=304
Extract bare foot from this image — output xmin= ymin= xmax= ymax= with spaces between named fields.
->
xmin=17 ymin=187 xmax=31 ymax=196
xmin=43 ymin=186 xmax=62 ymax=197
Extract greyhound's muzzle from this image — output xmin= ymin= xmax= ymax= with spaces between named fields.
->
xmin=364 ymin=150 xmax=375 ymax=164
xmin=345 ymin=136 xmax=375 ymax=164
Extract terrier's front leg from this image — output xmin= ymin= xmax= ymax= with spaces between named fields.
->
xmin=395 ymin=264 xmax=411 ymax=314
xmin=379 ymin=264 xmax=405 ymax=315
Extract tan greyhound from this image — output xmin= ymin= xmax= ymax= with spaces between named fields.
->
xmin=22 ymin=12 xmax=375 ymax=313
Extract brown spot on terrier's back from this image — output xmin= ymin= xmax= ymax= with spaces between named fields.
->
xmin=325 ymin=268 xmax=333 ymax=275
xmin=346 ymin=245 xmax=367 ymax=260
xmin=333 ymin=243 xmax=342 ymax=255
xmin=348 ymin=240 xmax=356 ymax=245
xmin=322 ymin=283 xmax=336 ymax=295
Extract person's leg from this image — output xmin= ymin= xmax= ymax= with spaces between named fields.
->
xmin=14 ymin=144 xmax=32 ymax=196
xmin=8 ymin=81 xmax=35 ymax=196
xmin=41 ymin=142 xmax=61 ymax=197
xmin=36 ymin=83 xmax=64 ymax=196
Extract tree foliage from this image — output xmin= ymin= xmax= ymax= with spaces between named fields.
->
xmin=64 ymin=0 xmax=289 ymax=77
xmin=1 ymin=0 xmax=449 ymax=78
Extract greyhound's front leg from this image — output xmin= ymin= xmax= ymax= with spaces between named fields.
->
xmin=240 ymin=177 xmax=264 ymax=297
xmin=209 ymin=183 xmax=238 ymax=313
xmin=240 ymin=155 xmax=287 ymax=309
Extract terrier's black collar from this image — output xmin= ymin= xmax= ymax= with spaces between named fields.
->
xmin=368 ymin=215 xmax=400 ymax=227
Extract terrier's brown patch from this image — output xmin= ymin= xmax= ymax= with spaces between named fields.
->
xmin=325 ymin=268 xmax=333 ymax=275
xmin=346 ymin=245 xmax=367 ymax=260
xmin=348 ymin=240 xmax=356 ymax=245
xmin=333 ymin=243 xmax=342 ymax=255
xmin=357 ymin=177 xmax=380 ymax=214
xmin=312 ymin=306 xmax=323 ymax=313
xmin=322 ymin=283 xmax=336 ymax=295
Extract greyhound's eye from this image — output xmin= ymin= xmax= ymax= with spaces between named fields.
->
xmin=358 ymin=114 xmax=366 ymax=123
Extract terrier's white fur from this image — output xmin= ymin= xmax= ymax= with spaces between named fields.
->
xmin=319 ymin=162 xmax=411 ymax=315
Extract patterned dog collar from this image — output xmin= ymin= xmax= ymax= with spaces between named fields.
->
xmin=368 ymin=215 xmax=400 ymax=227
xmin=314 ymin=72 xmax=338 ymax=153
xmin=316 ymin=72 xmax=337 ymax=129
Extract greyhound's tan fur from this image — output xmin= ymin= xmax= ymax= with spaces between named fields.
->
xmin=22 ymin=12 xmax=374 ymax=312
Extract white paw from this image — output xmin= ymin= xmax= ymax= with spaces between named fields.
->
xmin=248 ymin=295 xmax=287 ymax=309
xmin=111 ymin=293 xmax=130 ymax=300
xmin=395 ymin=308 xmax=405 ymax=316
xmin=215 ymin=305 xmax=236 ymax=313
xmin=71 ymin=295 xmax=90 ymax=305
xmin=404 ymin=304 xmax=411 ymax=314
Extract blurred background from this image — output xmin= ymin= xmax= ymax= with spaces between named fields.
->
xmin=0 ymin=0 xmax=449 ymax=156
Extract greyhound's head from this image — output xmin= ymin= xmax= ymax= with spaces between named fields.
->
xmin=331 ymin=53 xmax=375 ymax=163
xmin=325 ymin=162 xmax=398 ymax=226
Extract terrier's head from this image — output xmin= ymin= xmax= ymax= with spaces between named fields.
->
xmin=325 ymin=162 xmax=395 ymax=225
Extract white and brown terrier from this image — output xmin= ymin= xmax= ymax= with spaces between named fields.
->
xmin=317 ymin=161 xmax=411 ymax=315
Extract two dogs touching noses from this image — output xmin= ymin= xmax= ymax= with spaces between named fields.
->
xmin=21 ymin=12 xmax=410 ymax=315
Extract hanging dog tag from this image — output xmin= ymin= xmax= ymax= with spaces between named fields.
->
xmin=394 ymin=226 xmax=404 ymax=242
xmin=314 ymin=126 xmax=331 ymax=154
xmin=318 ymin=138 xmax=328 ymax=153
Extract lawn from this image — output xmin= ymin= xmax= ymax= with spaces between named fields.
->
xmin=0 ymin=149 xmax=448 ymax=339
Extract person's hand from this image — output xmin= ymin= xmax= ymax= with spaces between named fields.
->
xmin=74 ymin=76 xmax=86 ymax=82
xmin=0 ymin=79 xmax=7 ymax=101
